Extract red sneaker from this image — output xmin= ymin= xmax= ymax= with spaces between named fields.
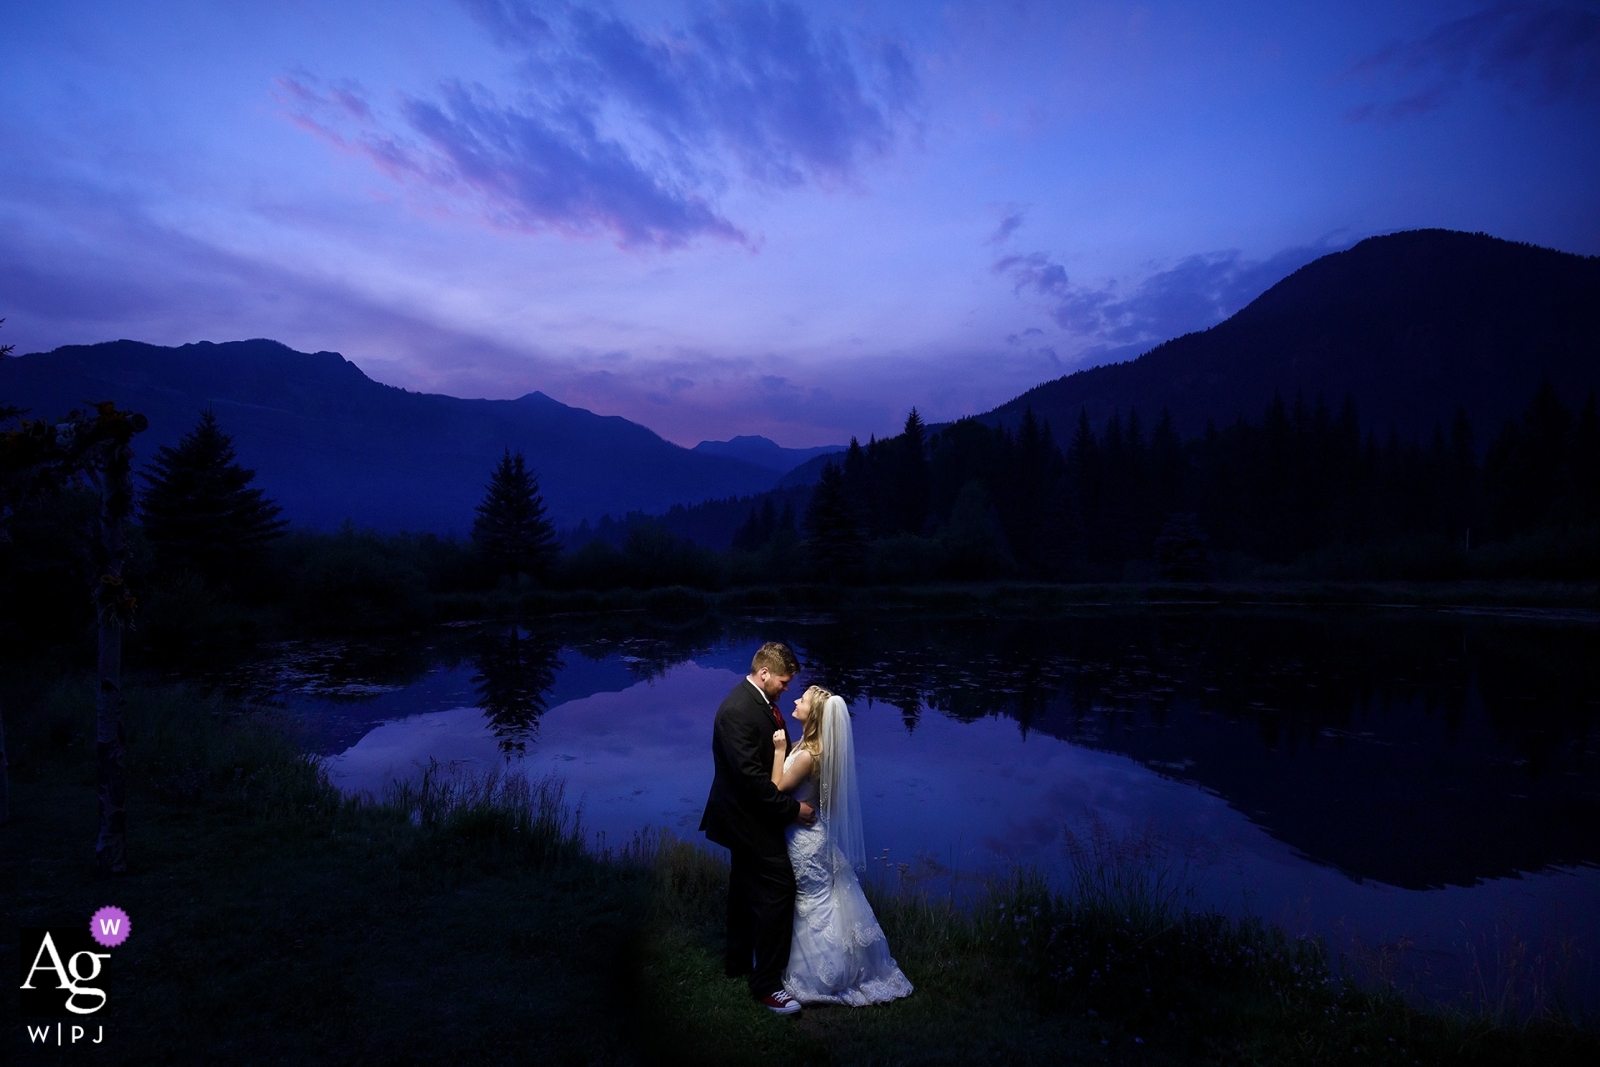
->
xmin=760 ymin=990 xmax=802 ymax=1015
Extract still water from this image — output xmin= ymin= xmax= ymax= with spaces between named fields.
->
xmin=227 ymin=605 xmax=1600 ymax=1008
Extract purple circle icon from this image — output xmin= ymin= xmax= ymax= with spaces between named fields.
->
xmin=90 ymin=906 xmax=130 ymax=948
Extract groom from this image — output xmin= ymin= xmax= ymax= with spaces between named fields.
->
xmin=700 ymin=641 xmax=816 ymax=1015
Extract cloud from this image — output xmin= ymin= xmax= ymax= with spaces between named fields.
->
xmin=281 ymin=2 xmax=919 ymax=249
xmin=1346 ymin=2 xmax=1600 ymax=120
xmin=993 ymin=252 xmax=1067 ymax=297
xmin=401 ymin=83 xmax=747 ymax=247
xmin=560 ymin=3 xmax=910 ymax=189
xmin=996 ymin=240 xmax=1349 ymax=357
xmin=987 ymin=207 xmax=1025 ymax=245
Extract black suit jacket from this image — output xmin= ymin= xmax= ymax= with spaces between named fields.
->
xmin=700 ymin=679 xmax=801 ymax=858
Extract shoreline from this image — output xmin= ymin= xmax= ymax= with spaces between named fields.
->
xmin=454 ymin=579 xmax=1600 ymax=630
xmin=4 ymin=677 xmax=1596 ymax=1065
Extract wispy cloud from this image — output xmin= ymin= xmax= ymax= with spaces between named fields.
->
xmin=279 ymin=1 xmax=919 ymax=249
xmin=996 ymin=241 xmax=1348 ymax=360
xmin=994 ymin=251 xmax=1068 ymax=297
xmin=1345 ymin=2 xmax=1600 ymax=121
xmin=986 ymin=206 xmax=1026 ymax=245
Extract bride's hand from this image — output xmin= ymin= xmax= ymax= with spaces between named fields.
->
xmin=772 ymin=729 xmax=788 ymax=751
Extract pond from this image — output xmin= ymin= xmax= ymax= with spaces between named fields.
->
xmin=221 ymin=604 xmax=1600 ymax=1010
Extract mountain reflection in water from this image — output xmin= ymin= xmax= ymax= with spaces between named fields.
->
xmin=230 ymin=606 xmax=1600 ymax=1004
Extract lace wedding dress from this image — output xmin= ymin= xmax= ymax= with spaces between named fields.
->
xmin=781 ymin=746 xmax=914 ymax=1006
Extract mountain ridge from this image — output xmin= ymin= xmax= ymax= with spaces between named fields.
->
xmin=979 ymin=230 xmax=1600 ymax=444
xmin=0 ymin=338 xmax=779 ymax=531
xmin=691 ymin=434 xmax=845 ymax=473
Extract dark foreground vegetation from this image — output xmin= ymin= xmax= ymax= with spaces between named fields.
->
xmin=4 ymin=675 xmax=1597 ymax=1066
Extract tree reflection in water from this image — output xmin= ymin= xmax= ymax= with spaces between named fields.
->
xmin=472 ymin=625 xmax=563 ymax=755
xmin=791 ymin=609 xmax=1600 ymax=890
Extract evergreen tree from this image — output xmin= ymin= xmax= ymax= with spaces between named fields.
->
xmin=941 ymin=479 xmax=1014 ymax=579
xmin=473 ymin=448 xmax=558 ymax=580
xmin=140 ymin=408 xmax=286 ymax=579
xmin=1485 ymin=380 xmax=1572 ymax=535
xmin=898 ymin=408 xmax=930 ymax=534
xmin=472 ymin=625 xmax=562 ymax=754
xmin=732 ymin=505 xmax=762 ymax=551
xmin=0 ymin=318 xmax=21 ymax=423
xmin=732 ymin=496 xmax=782 ymax=551
xmin=804 ymin=462 xmax=864 ymax=582
xmin=1572 ymin=391 xmax=1600 ymax=525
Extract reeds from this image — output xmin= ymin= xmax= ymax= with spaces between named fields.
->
xmin=23 ymin=673 xmax=1589 ymax=1062
xmin=382 ymin=757 xmax=586 ymax=868
xmin=115 ymin=680 xmax=340 ymax=818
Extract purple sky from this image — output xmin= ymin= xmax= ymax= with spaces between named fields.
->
xmin=2 ymin=1 xmax=1597 ymax=446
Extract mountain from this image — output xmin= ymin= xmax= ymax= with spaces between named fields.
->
xmin=691 ymin=434 xmax=844 ymax=473
xmin=0 ymin=339 xmax=778 ymax=531
xmin=981 ymin=230 xmax=1600 ymax=443
xmin=775 ymin=451 xmax=847 ymax=488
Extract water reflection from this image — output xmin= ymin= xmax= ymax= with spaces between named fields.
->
xmin=796 ymin=608 xmax=1600 ymax=890
xmin=471 ymin=626 xmax=563 ymax=754
xmin=227 ymin=606 xmax=1600 ymax=1006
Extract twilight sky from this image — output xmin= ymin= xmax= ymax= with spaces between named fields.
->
xmin=2 ymin=1 xmax=1596 ymax=446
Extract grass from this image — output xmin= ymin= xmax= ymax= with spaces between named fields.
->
xmin=4 ymin=676 xmax=1597 ymax=1065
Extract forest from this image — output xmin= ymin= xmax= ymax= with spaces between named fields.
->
xmin=2 ymin=374 xmax=1597 ymax=661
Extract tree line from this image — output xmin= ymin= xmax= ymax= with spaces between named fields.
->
xmin=798 ymin=382 xmax=1598 ymax=583
xmin=4 ymin=376 xmax=1596 ymax=671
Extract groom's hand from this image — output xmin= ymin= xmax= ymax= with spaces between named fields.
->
xmin=797 ymin=802 xmax=817 ymax=826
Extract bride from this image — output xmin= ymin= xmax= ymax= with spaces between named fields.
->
xmin=770 ymin=686 xmax=913 ymax=1006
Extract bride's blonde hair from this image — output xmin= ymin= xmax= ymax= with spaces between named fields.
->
xmin=796 ymin=685 xmax=831 ymax=769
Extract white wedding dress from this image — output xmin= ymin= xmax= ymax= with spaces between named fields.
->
xmin=781 ymin=745 xmax=914 ymax=1006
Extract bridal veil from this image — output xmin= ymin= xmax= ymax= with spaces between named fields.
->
xmin=818 ymin=694 xmax=865 ymax=874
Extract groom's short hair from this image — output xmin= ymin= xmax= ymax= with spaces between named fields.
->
xmin=752 ymin=642 xmax=800 ymax=676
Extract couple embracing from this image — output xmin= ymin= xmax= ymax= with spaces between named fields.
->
xmin=699 ymin=642 xmax=914 ymax=1015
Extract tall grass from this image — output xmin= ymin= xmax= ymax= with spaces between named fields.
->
xmin=621 ymin=817 xmax=1597 ymax=1063
xmin=11 ymin=673 xmax=1595 ymax=1063
xmin=382 ymin=757 xmax=586 ymax=868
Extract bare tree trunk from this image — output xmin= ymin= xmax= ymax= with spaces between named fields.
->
xmin=93 ymin=436 xmax=134 ymax=875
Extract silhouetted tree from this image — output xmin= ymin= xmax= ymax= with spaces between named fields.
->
xmin=1 ymin=399 xmax=147 ymax=859
xmin=0 ymin=318 xmax=19 ymax=424
xmin=897 ymin=408 xmax=929 ymax=535
xmin=140 ymin=408 xmax=287 ymax=580
xmin=732 ymin=497 xmax=779 ymax=551
xmin=805 ymin=462 xmax=864 ymax=582
xmin=1573 ymin=391 xmax=1600 ymax=525
xmin=473 ymin=625 xmax=562 ymax=754
xmin=1485 ymin=380 xmax=1572 ymax=536
xmin=473 ymin=448 xmax=557 ymax=581
xmin=941 ymin=480 xmax=1013 ymax=580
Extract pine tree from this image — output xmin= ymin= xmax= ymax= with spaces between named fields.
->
xmin=898 ymin=408 xmax=929 ymax=535
xmin=0 ymin=317 xmax=21 ymax=423
xmin=732 ymin=506 xmax=762 ymax=551
xmin=473 ymin=448 xmax=558 ymax=580
xmin=140 ymin=408 xmax=286 ymax=579
xmin=472 ymin=625 xmax=561 ymax=754
xmin=1572 ymin=391 xmax=1600 ymax=525
xmin=804 ymin=462 xmax=864 ymax=582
